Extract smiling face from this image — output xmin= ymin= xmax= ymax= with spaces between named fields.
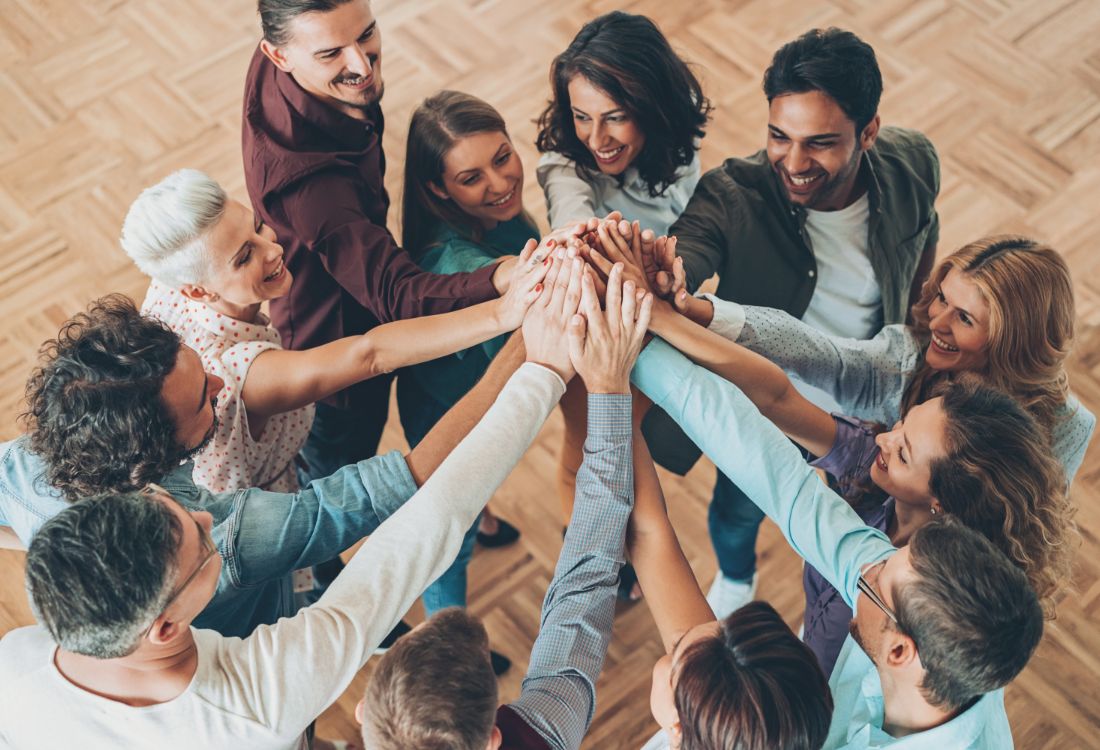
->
xmin=870 ymin=397 xmax=948 ymax=507
xmin=767 ymin=90 xmax=878 ymax=211
xmin=159 ymin=345 xmax=224 ymax=454
xmin=429 ymin=130 xmax=525 ymax=229
xmin=924 ymin=268 xmax=991 ymax=372
xmin=568 ymin=74 xmax=646 ymax=176
xmin=189 ymin=199 xmax=292 ymax=310
xmin=649 ymin=620 xmax=721 ymax=732
xmin=261 ymin=0 xmax=383 ymax=121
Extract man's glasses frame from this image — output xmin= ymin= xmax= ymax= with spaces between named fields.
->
xmin=857 ymin=561 xmax=898 ymax=625
xmin=140 ymin=483 xmax=218 ymax=638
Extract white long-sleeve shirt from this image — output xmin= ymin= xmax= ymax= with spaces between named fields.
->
xmin=0 ymin=363 xmax=566 ymax=750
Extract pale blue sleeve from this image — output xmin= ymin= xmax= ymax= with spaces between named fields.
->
xmin=631 ymin=338 xmax=894 ymax=608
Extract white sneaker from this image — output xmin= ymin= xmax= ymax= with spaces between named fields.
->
xmin=706 ymin=572 xmax=757 ymax=619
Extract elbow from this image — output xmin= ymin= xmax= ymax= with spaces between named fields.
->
xmin=358 ymin=337 xmax=390 ymax=377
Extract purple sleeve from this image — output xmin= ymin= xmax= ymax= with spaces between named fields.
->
xmin=809 ymin=414 xmax=880 ymax=487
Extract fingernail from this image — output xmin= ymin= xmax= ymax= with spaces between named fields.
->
xmin=543 ymin=255 xmax=551 ymax=266
xmin=534 ymin=283 xmax=543 ymax=293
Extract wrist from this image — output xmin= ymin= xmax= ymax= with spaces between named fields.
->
xmin=491 ymin=257 xmax=513 ymax=295
xmin=582 ymin=377 xmax=631 ymax=395
xmin=526 ymin=358 xmax=573 ymax=384
xmin=686 ymin=296 xmax=714 ymax=327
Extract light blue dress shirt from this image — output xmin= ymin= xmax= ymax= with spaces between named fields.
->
xmin=631 ymin=338 xmax=1016 ymax=749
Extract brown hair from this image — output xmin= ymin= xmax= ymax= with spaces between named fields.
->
xmin=904 ymin=235 xmax=1075 ymax=434
xmin=673 ymin=602 xmax=832 ymax=750
xmin=401 ymin=90 xmax=532 ymax=259
xmin=362 ymin=608 xmax=498 ymax=750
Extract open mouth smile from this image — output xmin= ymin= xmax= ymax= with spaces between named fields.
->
xmin=264 ymin=259 xmax=285 ymax=282
xmin=930 ymin=332 xmax=959 ymax=352
xmin=486 ymin=188 xmax=516 ymax=207
xmin=594 ymin=145 xmax=625 ymax=163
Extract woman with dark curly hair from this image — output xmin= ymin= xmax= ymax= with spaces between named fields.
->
xmin=536 ymin=11 xmax=711 ymax=236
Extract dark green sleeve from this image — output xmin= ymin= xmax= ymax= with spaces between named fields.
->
xmin=668 ymin=169 xmax=733 ymax=291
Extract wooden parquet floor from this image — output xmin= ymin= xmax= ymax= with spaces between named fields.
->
xmin=1 ymin=1 xmax=1098 ymax=747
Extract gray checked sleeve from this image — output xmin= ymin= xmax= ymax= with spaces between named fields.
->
xmin=509 ymin=393 xmax=634 ymax=750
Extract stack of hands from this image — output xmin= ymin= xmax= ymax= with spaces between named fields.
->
xmin=499 ymin=210 xmax=711 ymax=390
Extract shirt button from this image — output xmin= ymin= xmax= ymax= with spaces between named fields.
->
xmin=808 ymin=269 xmax=816 ymax=278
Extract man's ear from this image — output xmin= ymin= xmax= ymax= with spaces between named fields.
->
xmin=427 ymin=180 xmax=450 ymax=201
xmin=859 ymin=114 xmax=881 ymax=152
xmin=884 ymin=629 xmax=919 ymax=670
xmin=486 ymin=724 xmax=503 ymax=750
xmin=260 ymin=40 xmax=293 ymax=73
xmin=147 ymin=615 xmax=182 ymax=647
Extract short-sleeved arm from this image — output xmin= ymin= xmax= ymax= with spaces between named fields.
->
xmin=704 ymin=296 xmax=920 ymax=425
xmin=272 ymin=170 xmax=498 ymax=323
xmin=510 ymin=393 xmax=633 ymax=750
xmin=667 ymin=170 xmax=733 ymax=290
xmin=631 ymin=338 xmax=895 ymax=607
xmin=537 ymin=152 xmax=598 ymax=230
xmin=216 ymin=363 xmax=565 ymax=737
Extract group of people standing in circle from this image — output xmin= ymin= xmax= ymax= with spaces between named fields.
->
xmin=0 ymin=3 xmax=1092 ymax=750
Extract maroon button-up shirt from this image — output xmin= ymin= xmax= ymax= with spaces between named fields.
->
xmin=242 ymin=45 xmax=498 ymax=415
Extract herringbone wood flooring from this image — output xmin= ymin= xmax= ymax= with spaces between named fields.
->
xmin=1 ymin=1 xmax=1098 ymax=747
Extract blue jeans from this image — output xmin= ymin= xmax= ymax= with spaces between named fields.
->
xmin=709 ymin=470 xmax=765 ymax=582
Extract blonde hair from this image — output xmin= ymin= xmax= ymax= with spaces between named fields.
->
xmin=904 ymin=235 xmax=1075 ymax=434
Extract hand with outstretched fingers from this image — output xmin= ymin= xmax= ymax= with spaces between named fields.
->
xmin=522 ymin=254 xmax=585 ymax=383
xmin=567 ymin=263 xmax=653 ymax=395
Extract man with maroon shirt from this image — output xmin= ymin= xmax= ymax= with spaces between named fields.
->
xmin=243 ymin=0 xmax=522 ymax=479
xmin=243 ymin=0 xmax=533 ymax=672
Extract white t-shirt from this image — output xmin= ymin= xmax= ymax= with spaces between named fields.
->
xmin=0 ymin=364 xmax=566 ymax=750
xmin=795 ymin=194 xmax=880 ymax=413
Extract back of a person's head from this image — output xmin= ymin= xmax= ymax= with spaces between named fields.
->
xmin=362 ymin=608 xmax=498 ymax=750
xmin=930 ymin=376 xmax=1075 ymax=616
xmin=900 ymin=516 xmax=1044 ymax=710
xmin=25 ymin=492 xmax=182 ymax=658
xmin=121 ymin=168 xmax=227 ymax=288
xmin=674 ymin=601 xmax=833 ymax=750
xmin=22 ymin=294 xmax=183 ymax=499
xmin=402 ymin=90 xmax=509 ymax=257
xmin=763 ymin=27 xmax=882 ymax=132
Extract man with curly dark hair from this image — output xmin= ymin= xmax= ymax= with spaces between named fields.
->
xmin=0 ymin=294 xmax=536 ymax=639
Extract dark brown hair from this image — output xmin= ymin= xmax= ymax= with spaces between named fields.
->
xmin=362 ymin=608 xmax=498 ymax=750
xmin=535 ymin=11 xmax=711 ymax=197
xmin=673 ymin=601 xmax=832 ymax=750
xmin=22 ymin=294 xmax=186 ymax=499
xmin=258 ymin=0 xmax=354 ymax=46
xmin=401 ymin=90 xmax=529 ymax=258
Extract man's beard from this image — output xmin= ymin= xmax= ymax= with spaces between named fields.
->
xmin=183 ymin=414 xmax=219 ymax=462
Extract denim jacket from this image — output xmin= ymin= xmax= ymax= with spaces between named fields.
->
xmin=0 ymin=437 xmax=417 ymax=637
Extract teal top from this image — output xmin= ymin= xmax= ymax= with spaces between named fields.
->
xmin=631 ymin=338 xmax=1014 ymax=749
xmin=397 ymin=215 xmax=539 ymax=445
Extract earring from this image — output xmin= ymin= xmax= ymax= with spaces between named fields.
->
xmin=930 ymin=507 xmax=937 ymax=515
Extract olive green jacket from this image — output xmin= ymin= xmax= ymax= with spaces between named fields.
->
xmin=646 ymin=125 xmax=940 ymax=474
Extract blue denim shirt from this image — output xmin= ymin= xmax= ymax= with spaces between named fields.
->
xmin=0 ymin=437 xmax=418 ymax=637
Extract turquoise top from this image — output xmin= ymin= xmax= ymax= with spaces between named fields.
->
xmin=397 ymin=216 xmax=539 ymax=443
xmin=631 ymin=338 xmax=1015 ymax=750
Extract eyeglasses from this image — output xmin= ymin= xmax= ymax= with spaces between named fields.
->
xmin=857 ymin=561 xmax=897 ymax=625
xmin=140 ymin=483 xmax=219 ymax=637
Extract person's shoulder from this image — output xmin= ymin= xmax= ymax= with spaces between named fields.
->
xmin=871 ymin=126 xmax=940 ymax=191
xmin=0 ymin=626 xmax=54 ymax=679
xmin=701 ymin=149 xmax=771 ymax=200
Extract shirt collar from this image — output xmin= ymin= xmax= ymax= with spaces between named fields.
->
xmin=271 ymin=57 xmax=377 ymax=145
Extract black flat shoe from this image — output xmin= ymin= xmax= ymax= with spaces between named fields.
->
xmin=617 ymin=563 xmax=642 ymax=602
xmin=490 ymin=649 xmax=512 ymax=676
xmin=476 ymin=518 xmax=521 ymax=548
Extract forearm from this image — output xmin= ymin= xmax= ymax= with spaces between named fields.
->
xmin=405 ymin=332 xmax=526 ymax=485
xmin=627 ymin=427 xmax=713 ymax=652
xmin=514 ymin=393 xmax=634 ymax=750
xmin=631 ymin=339 xmax=895 ymax=608
xmin=650 ymin=305 xmax=836 ymax=456
xmin=365 ymin=297 xmax=510 ymax=373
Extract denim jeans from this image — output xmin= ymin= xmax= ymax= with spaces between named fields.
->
xmin=394 ymin=374 xmax=480 ymax=616
xmin=709 ymin=470 xmax=766 ymax=582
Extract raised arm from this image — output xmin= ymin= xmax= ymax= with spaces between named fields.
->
xmin=511 ymin=263 xmax=651 ymax=750
xmin=631 ymin=338 xmax=895 ymax=608
xmin=627 ymin=423 xmax=714 ymax=653
xmin=240 ymin=240 xmax=549 ymax=419
xmin=648 ymin=300 xmax=837 ymax=457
